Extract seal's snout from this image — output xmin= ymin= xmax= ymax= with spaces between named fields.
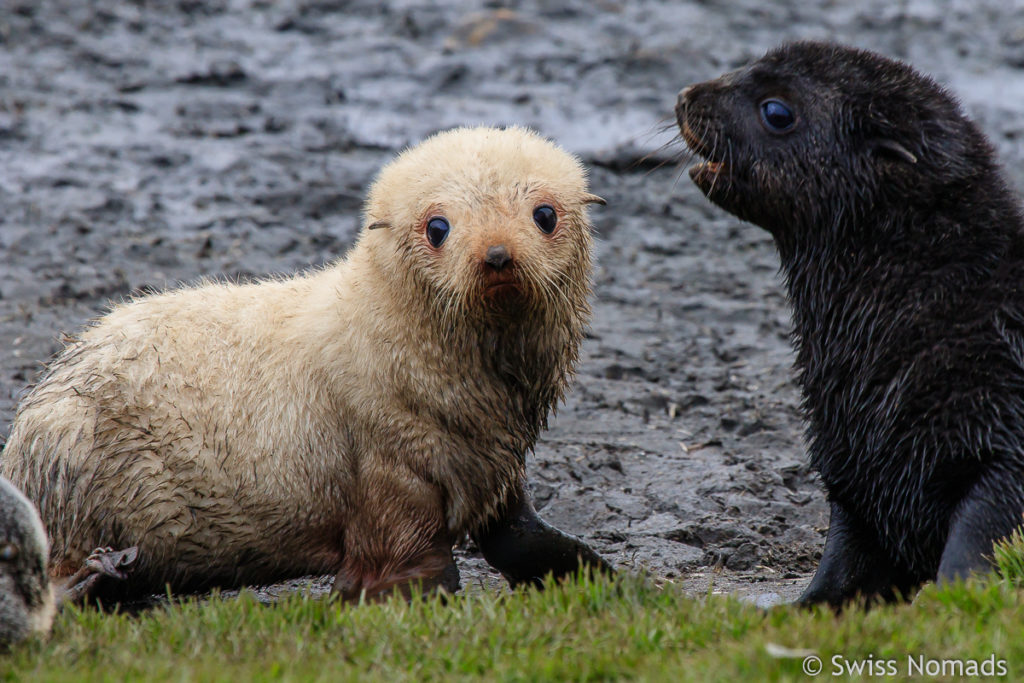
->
xmin=675 ymin=86 xmax=691 ymax=124
xmin=484 ymin=245 xmax=513 ymax=271
xmin=675 ymin=84 xmax=702 ymax=145
xmin=480 ymin=244 xmax=520 ymax=299
xmin=676 ymin=85 xmax=692 ymax=110
xmin=674 ymin=80 xmax=730 ymax=196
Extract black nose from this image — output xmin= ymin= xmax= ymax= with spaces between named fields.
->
xmin=484 ymin=245 xmax=512 ymax=271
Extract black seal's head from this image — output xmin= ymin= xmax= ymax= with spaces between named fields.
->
xmin=676 ymin=41 xmax=996 ymax=249
xmin=0 ymin=476 xmax=54 ymax=648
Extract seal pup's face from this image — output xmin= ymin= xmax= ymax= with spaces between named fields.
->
xmin=361 ymin=126 xmax=603 ymax=329
xmin=675 ymin=41 xmax=989 ymax=247
xmin=0 ymin=477 xmax=54 ymax=647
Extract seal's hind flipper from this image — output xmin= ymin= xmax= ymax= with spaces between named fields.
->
xmin=58 ymin=546 xmax=139 ymax=605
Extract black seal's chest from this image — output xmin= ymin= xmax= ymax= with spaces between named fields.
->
xmin=790 ymin=242 xmax=1024 ymax=567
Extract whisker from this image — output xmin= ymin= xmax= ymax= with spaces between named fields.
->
xmin=626 ymin=136 xmax=688 ymax=174
xmin=531 ymin=264 xmax=574 ymax=321
xmin=726 ymin=138 xmax=735 ymax=193
xmin=615 ymin=117 xmax=680 ymax=154
xmin=671 ymin=159 xmax=690 ymax=192
xmin=708 ymin=133 xmax=722 ymax=196
xmin=641 ymin=151 xmax=688 ymax=177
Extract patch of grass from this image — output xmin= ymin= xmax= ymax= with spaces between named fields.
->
xmin=994 ymin=524 xmax=1024 ymax=588
xmin=3 ymin=572 xmax=1024 ymax=681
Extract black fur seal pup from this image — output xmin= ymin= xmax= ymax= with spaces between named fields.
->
xmin=676 ymin=41 xmax=1024 ymax=606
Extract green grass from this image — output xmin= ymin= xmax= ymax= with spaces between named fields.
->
xmin=994 ymin=526 xmax=1024 ymax=588
xmin=3 ymin=569 xmax=1023 ymax=682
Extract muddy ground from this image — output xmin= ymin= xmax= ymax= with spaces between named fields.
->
xmin=2 ymin=0 xmax=1023 ymax=604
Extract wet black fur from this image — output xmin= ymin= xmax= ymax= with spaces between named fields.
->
xmin=677 ymin=41 xmax=1024 ymax=607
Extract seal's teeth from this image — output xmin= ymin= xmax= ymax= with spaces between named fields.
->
xmin=691 ymin=160 xmax=723 ymax=174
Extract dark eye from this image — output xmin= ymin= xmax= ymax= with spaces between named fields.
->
xmin=426 ymin=216 xmax=450 ymax=248
xmin=533 ymin=205 xmax=557 ymax=234
xmin=0 ymin=543 xmax=17 ymax=562
xmin=760 ymin=99 xmax=796 ymax=132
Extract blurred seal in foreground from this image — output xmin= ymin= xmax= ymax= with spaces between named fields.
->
xmin=0 ymin=476 xmax=54 ymax=646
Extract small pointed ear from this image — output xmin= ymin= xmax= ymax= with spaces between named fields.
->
xmin=871 ymin=139 xmax=918 ymax=165
xmin=581 ymin=193 xmax=607 ymax=206
xmin=366 ymin=220 xmax=390 ymax=230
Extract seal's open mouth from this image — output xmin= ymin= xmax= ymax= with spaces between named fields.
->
xmin=679 ymin=120 xmax=725 ymax=187
xmin=679 ymin=120 xmax=706 ymax=155
xmin=689 ymin=160 xmax=724 ymax=185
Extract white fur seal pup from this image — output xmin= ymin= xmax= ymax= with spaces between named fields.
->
xmin=2 ymin=126 xmax=610 ymax=602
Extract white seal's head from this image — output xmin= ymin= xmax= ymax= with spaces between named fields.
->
xmin=358 ymin=126 xmax=604 ymax=331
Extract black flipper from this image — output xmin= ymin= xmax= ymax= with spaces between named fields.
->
xmin=798 ymin=502 xmax=916 ymax=608
xmin=472 ymin=484 xmax=612 ymax=588
xmin=938 ymin=468 xmax=1024 ymax=583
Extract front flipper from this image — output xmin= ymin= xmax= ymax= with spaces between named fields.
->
xmin=333 ymin=538 xmax=461 ymax=603
xmin=58 ymin=546 xmax=139 ymax=605
xmin=472 ymin=484 xmax=612 ymax=588
xmin=798 ymin=502 xmax=916 ymax=609
xmin=938 ymin=467 xmax=1024 ymax=583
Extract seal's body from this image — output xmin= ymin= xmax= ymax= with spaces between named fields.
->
xmin=2 ymin=126 xmax=608 ymax=600
xmin=677 ymin=42 xmax=1024 ymax=606
xmin=0 ymin=476 xmax=54 ymax=646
